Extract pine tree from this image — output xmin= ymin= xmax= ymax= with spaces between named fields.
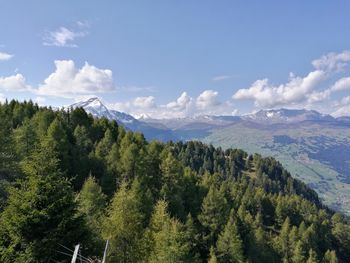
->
xmin=0 ymin=112 xmax=18 ymax=210
xmin=102 ymin=181 xmax=144 ymax=262
xmin=0 ymin=146 xmax=85 ymax=262
xmin=198 ymin=185 xmax=229 ymax=249
xmin=146 ymin=200 xmax=191 ymax=263
xmin=184 ymin=214 xmax=201 ymax=262
xmin=160 ymin=152 xmax=186 ymax=219
xmin=14 ymin=118 xmax=37 ymax=158
xmin=323 ymin=250 xmax=338 ymax=263
xmin=77 ymin=176 xmax=106 ymax=223
xmin=42 ymin=117 xmax=70 ymax=173
xmin=95 ymin=128 xmax=114 ymax=160
xmin=292 ymin=240 xmax=306 ymax=263
xmin=306 ymin=249 xmax=318 ymax=263
xmin=208 ymin=246 xmax=218 ymax=263
xmin=216 ymin=215 xmax=245 ymax=263
xmin=275 ymin=217 xmax=291 ymax=261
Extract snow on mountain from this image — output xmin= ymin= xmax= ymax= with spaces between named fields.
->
xmin=70 ymin=97 xmax=137 ymax=125
xmin=242 ymin=108 xmax=335 ymax=124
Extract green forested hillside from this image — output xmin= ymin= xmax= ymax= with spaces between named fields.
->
xmin=0 ymin=100 xmax=349 ymax=262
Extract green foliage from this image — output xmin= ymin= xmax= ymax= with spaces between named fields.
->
xmin=307 ymin=249 xmax=318 ymax=263
xmin=198 ymin=184 xmax=229 ymax=250
xmin=216 ymin=215 xmax=245 ymax=263
xmin=0 ymin=101 xmax=348 ymax=262
xmin=323 ymin=250 xmax=338 ymax=263
xmin=102 ymin=181 xmax=144 ymax=262
xmin=0 ymin=147 xmax=84 ymax=262
xmin=145 ymin=200 xmax=191 ymax=263
xmin=208 ymin=246 xmax=218 ymax=263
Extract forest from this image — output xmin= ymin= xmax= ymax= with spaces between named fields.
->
xmin=0 ymin=100 xmax=349 ymax=262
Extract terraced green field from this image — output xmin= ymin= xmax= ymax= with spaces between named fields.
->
xmin=203 ymin=122 xmax=350 ymax=214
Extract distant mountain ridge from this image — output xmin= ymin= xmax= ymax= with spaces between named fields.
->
xmin=70 ymin=97 xmax=178 ymax=141
xmin=71 ymin=97 xmax=349 ymax=129
xmin=70 ymin=97 xmax=350 ymax=214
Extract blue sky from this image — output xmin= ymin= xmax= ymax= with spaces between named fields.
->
xmin=1 ymin=1 xmax=350 ymax=118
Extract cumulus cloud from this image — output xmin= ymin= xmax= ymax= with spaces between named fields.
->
xmin=43 ymin=26 xmax=87 ymax=47
xmin=36 ymin=60 xmax=115 ymax=98
xmin=133 ymin=96 xmax=156 ymax=109
xmin=330 ymin=77 xmax=350 ymax=92
xmin=332 ymin=104 xmax=350 ymax=117
xmin=233 ymin=51 xmax=350 ymax=108
xmin=233 ymin=70 xmax=325 ymax=108
xmin=166 ymin=92 xmax=194 ymax=112
xmin=111 ymin=90 xmax=238 ymax=119
xmin=312 ymin=51 xmax=350 ymax=72
xmin=0 ymin=74 xmax=31 ymax=91
xmin=331 ymin=95 xmax=350 ymax=117
xmin=196 ymin=90 xmax=220 ymax=109
xmin=0 ymin=52 xmax=13 ymax=61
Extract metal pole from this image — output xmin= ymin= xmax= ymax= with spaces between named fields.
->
xmin=71 ymin=244 xmax=80 ymax=263
xmin=102 ymin=240 xmax=109 ymax=263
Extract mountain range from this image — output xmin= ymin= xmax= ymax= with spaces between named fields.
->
xmin=71 ymin=97 xmax=350 ymax=214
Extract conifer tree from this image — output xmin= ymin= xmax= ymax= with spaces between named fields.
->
xmin=95 ymin=128 xmax=114 ymax=160
xmin=102 ymin=181 xmax=144 ymax=262
xmin=292 ymin=240 xmax=306 ymax=263
xmin=198 ymin=185 xmax=229 ymax=249
xmin=216 ymin=215 xmax=245 ymax=263
xmin=208 ymin=246 xmax=218 ymax=263
xmin=77 ymin=176 xmax=106 ymax=223
xmin=42 ymin=117 xmax=70 ymax=173
xmin=0 ymin=146 xmax=85 ymax=262
xmin=146 ymin=200 xmax=191 ymax=263
xmin=323 ymin=250 xmax=338 ymax=263
xmin=0 ymin=112 xmax=18 ymax=209
xmin=306 ymin=249 xmax=318 ymax=263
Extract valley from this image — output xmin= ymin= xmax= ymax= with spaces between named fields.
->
xmin=74 ymin=98 xmax=350 ymax=214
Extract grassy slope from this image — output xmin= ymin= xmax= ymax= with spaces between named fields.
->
xmin=202 ymin=122 xmax=350 ymax=215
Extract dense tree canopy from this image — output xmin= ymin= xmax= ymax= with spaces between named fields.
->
xmin=0 ymin=100 xmax=349 ymax=262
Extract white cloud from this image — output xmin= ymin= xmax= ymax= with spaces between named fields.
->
xmin=332 ymin=104 xmax=350 ymax=117
xmin=34 ymin=96 xmax=46 ymax=106
xmin=0 ymin=74 xmax=31 ymax=91
xmin=232 ymin=109 xmax=239 ymax=116
xmin=36 ymin=60 xmax=115 ymax=98
xmin=43 ymin=26 xmax=87 ymax=47
xmin=330 ymin=77 xmax=350 ymax=92
xmin=133 ymin=96 xmax=156 ymax=109
xmin=212 ymin=75 xmax=232 ymax=81
xmin=0 ymin=52 xmax=13 ymax=61
xmin=331 ymin=95 xmax=350 ymax=117
xmin=166 ymin=92 xmax=194 ymax=112
xmin=110 ymin=90 xmax=237 ymax=119
xmin=233 ymin=70 xmax=325 ymax=108
xmin=196 ymin=90 xmax=220 ymax=109
xmin=0 ymin=93 xmax=5 ymax=103
xmin=312 ymin=51 xmax=350 ymax=72
xmin=233 ymin=51 xmax=350 ymax=108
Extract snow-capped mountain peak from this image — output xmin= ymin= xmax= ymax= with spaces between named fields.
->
xmin=70 ymin=97 xmax=137 ymax=124
xmin=243 ymin=108 xmax=335 ymax=123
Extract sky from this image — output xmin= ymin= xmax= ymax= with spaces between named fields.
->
xmin=1 ymin=1 xmax=350 ymax=118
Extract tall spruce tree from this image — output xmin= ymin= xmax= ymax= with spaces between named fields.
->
xmin=102 ymin=181 xmax=144 ymax=262
xmin=216 ymin=215 xmax=245 ymax=263
xmin=146 ymin=200 xmax=191 ymax=263
xmin=198 ymin=184 xmax=229 ymax=250
xmin=0 ymin=146 xmax=85 ymax=262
